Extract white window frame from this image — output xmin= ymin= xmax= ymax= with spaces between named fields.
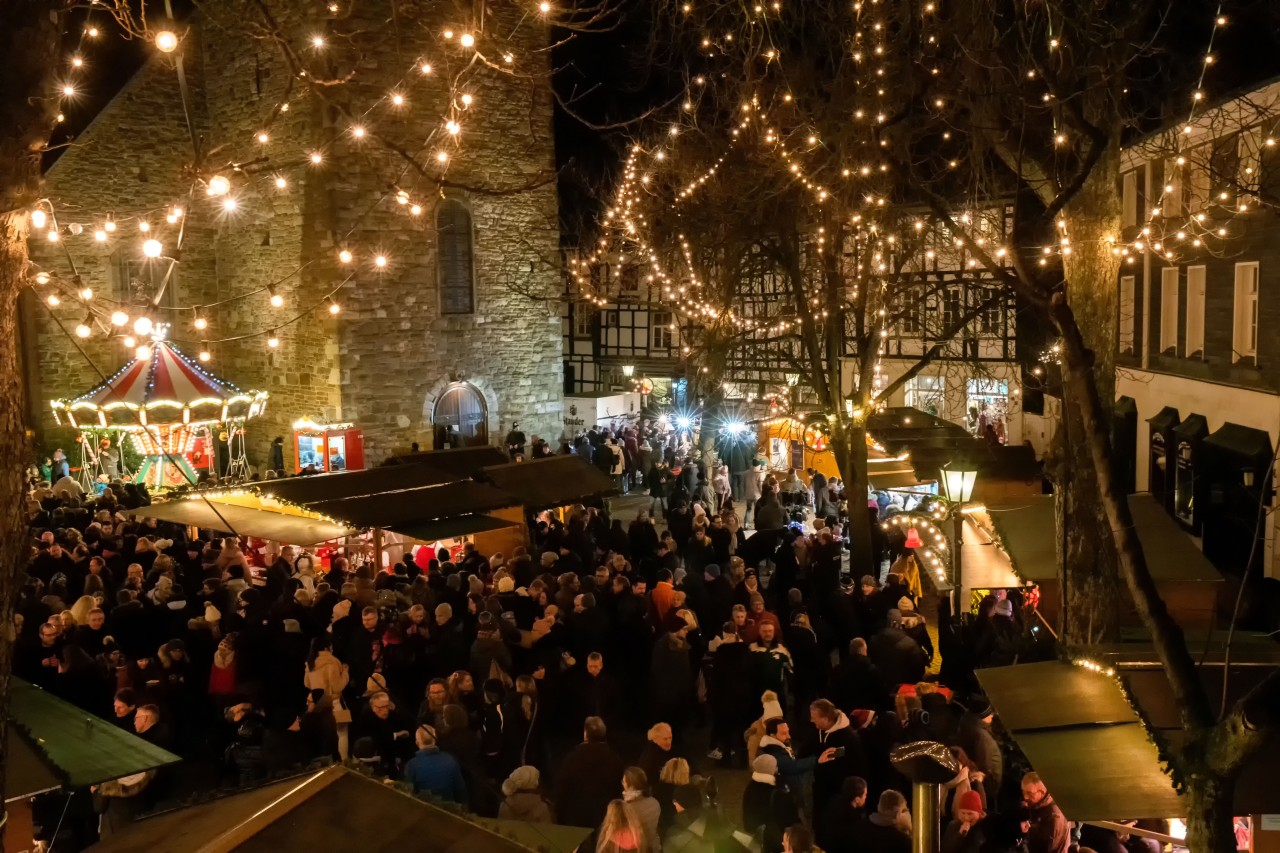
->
xmin=650 ymin=311 xmax=673 ymax=350
xmin=573 ymin=302 xmax=594 ymax=339
xmin=1122 ymin=171 xmax=1139 ymax=228
xmin=1119 ymin=274 xmax=1136 ymax=354
xmin=1160 ymin=267 xmax=1179 ymax=355
xmin=1234 ymin=262 xmax=1260 ymax=361
xmin=1185 ymin=265 xmax=1206 ymax=358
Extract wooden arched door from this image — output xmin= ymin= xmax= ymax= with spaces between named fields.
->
xmin=433 ymin=382 xmax=488 ymax=448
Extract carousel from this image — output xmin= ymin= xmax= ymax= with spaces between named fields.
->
xmin=50 ymin=334 xmax=268 ymax=491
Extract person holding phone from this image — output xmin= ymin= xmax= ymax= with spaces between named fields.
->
xmin=809 ymin=698 xmax=870 ymax=823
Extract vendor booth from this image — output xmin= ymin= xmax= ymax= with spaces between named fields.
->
xmin=293 ymin=419 xmax=365 ymax=472
xmin=50 ymin=338 xmax=267 ymax=490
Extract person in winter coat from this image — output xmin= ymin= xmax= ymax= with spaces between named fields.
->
xmin=707 ymin=625 xmax=752 ymax=763
xmin=649 ymin=627 xmax=694 ymax=741
xmin=748 ymin=623 xmax=793 ymax=709
xmin=1021 ymin=772 xmax=1070 ymax=853
xmin=942 ymin=789 xmax=987 ymax=853
xmin=470 ymin=612 xmax=513 ymax=681
xmin=808 ymin=699 xmax=870 ymax=817
xmin=867 ymin=610 xmax=928 ymax=689
xmin=555 ymin=716 xmax=626 ymax=828
xmin=637 ymin=723 xmax=678 ymax=787
xmin=744 ymin=690 xmax=786 ymax=765
xmin=742 ymin=754 xmax=801 ymax=853
xmin=620 ymin=766 xmax=661 ymax=848
xmin=897 ymin=598 xmax=935 ymax=664
xmin=757 ymin=718 xmax=834 ymax=795
xmin=852 ymin=789 xmax=912 ymax=853
xmin=827 ymin=638 xmax=891 ymax=713
xmin=404 ymin=724 xmax=468 ymax=804
xmin=499 ymin=765 xmax=553 ymax=823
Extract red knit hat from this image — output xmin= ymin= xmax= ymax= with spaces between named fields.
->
xmin=957 ymin=790 xmax=984 ymax=814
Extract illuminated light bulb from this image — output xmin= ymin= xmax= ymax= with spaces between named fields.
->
xmin=222 ymin=198 xmax=238 ymax=212
xmin=46 ymin=294 xmax=60 ymax=307
xmin=207 ymin=174 xmax=231 ymax=196
xmin=86 ymin=27 xmax=99 ymax=37
xmin=503 ymin=53 xmax=514 ymax=64
xmin=257 ymin=131 xmax=269 ymax=143
xmin=338 ymin=249 xmax=353 ymax=264
xmin=139 ymin=221 xmax=151 ymax=233
xmin=61 ymin=84 xmax=76 ymax=96
xmin=35 ymin=272 xmax=51 ymax=285
xmin=312 ymin=35 xmax=326 ymax=48
xmin=443 ymin=29 xmax=454 ymax=38
xmin=31 ymin=209 xmax=47 ymax=229
xmin=446 ymin=121 xmax=461 ymax=135
xmin=436 ymin=151 xmax=449 ymax=163
xmin=144 ymin=238 xmax=164 ymax=258
xmin=460 ymin=33 xmax=475 ymax=47
xmin=310 ymin=152 xmax=323 ymax=164
xmin=104 ymin=219 xmax=116 ymax=233
xmin=421 ymin=62 xmax=432 ymax=74
xmin=267 ymin=334 xmax=280 ymax=349
xmin=155 ymin=30 xmax=179 ymax=52
xmin=71 ymin=56 xmax=84 ymax=68
xmin=110 ymin=311 xmax=129 ymax=327
xmin=275 ymin=176 xmax=288 ymax=189
xmin=270 ymin=292 xmax=284 ymax=308
xmin=410 ymin=204 xmax=422 ymax=216
xmin=94 ymin=229 xmax=107 ymax=242
xmin=539 ymin=1 xmax=551 ymax=11
xmin=193 ymin=316 xmax=207 ymax=330
xmin=199 ymin=349 xmax=211 ymax=362
xmin=75 ymin=322 xmax=91 ymax=338
xmin=374 ymin=255 xmax=388 ymax=268
xmin=391 ymin=93 xmax=405 ymax=106
xmin=80 ymin=287 xmax=93 ymax=300
xmin=133 ymin=316 xmax=154 ymax=336
xmin=47 ymin=230 xmax=60 ymax=242
xmin=166 ymin=213 xmax=178 ymax=224
xmin=329 ymin=302 xmax=341 ymax=315
xmin=460 ymin=93 xmax=473 ymax=107
xmin=123 ymin=335 xmax=136 ymax=348
xmin=135 ymin=345 xmax=152 ymax=360
xmin=351 ymin=125 xmax=366 ymax=139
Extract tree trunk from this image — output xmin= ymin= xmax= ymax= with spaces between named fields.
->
xmin=0 ymin=3 xmax=65 ymax=840
xmin=1053 ymin=143 xmax=1125 ymax=643
xmin=833 ymin=422 xmax=875 ymax=578
xmin=1182 ymin=772 xmax=1239 ymax=853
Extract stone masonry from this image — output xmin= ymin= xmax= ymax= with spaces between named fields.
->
xmin=27 ymin=0 xmax=564 ymax=470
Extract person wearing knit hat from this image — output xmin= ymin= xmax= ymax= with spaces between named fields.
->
xmin=204 ymin=602 xmax=221 ymax=623
xmin=540 ymin=551 xmax=558 ymax=568
xmin=496 ymin=576 xmax=516 ymax=594
xmin=331 ymin=598 xmax=352 ymax=622
xmin=434 ymin=602 xmax=453 ymax=625
xmin=742 ymin=752 xmax=800 ymax=853
xmin=942 ymin=788 xmax=987 ymax=852
xmin=498 ymin=765 xmax=553 ymax=822
xmin=365 ymin=672 xmax=388 ymax=696
xmin=898 ymin=596 xmax=915 ymax=613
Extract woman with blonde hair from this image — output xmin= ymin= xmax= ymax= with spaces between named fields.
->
xmin=594 ymin=799 xmax=652 ymax=853
xmin=655 ymin=757 xmax=702 ymax=836
xmin=69 ymin=595 xmax=97 ymax=626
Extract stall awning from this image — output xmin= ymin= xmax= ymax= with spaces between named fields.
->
xmin=1204 ymin=422 xmax=1273 ymax=461
xmin=7 ymin=679 xmax=181 ymax=800
xmin=257 ymin=462 xmax=463 ymax=506
xmin=381 ymin=446 xmax=509 ymax=473
xmin=869 ymin=469 xmax=932 ymax=490
xmin=129 ymin=499 xmax=353 ymax=545
xmin=385 ymin=514 xmax=518 ymax=543
xmin=977 ymin=662 xmax=1185 ymax=821
xmin=309 ymin=480 xmax=517 ymax=528
xmin=478 ymin=456 xmax=617 ymax=509
xmin=989 ymin=494 xmax=1222 ymax=583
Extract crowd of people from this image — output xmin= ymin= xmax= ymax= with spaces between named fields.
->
xmin=17 ymin=431 xmax=1139 ymax=853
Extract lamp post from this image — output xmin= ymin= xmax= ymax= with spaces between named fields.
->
xmin=939 ymin=462 xmax=978 ymax=610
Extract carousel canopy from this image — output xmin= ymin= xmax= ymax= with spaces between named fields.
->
xmin=51 ymin=340 xmax=267 ymax=430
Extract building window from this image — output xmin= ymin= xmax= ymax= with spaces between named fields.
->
xmin=1121 ymin=171 xmax=1138 ymax=228
xmin=114 ymin=251 xmax=177 ymax=308
xmin=1185 ymin=265 xmax=1205 ymax=358
xmin=1160 ymin=267 xmax=1179 ymax=355
xmin=1162 ymin=158 xmax=1182 ymax=217
xmin=904 ymin=375 xmax=945 ymax=416
xmin=574 ymin=302 xmax=594 ymax=339
xmin=1119 ymin=275 xmax=1136 ymax=355
xmin=943 ymin=288 xmax=961 ymax=330
xmin=1188 ymin=146 xmax=1211 ymax=211
xmin=436 ymin=199 xmax=475 ymax=314
xmin=1234 ymin=262 xmax=1259 ymax=362
xmin=651 ymin=311 xmax=673 ymax=350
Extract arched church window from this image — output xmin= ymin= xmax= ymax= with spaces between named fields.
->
xmin=437 ymin=199 xmax=475 ymax=315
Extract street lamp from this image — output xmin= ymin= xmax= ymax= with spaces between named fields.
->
xmin=622 ymin=364 xmax=635 ymax=378
xmin=939 ymin=461 xmax=979 ymax=609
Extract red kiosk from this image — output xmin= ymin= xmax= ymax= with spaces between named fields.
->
xmin=292 ymin=419 xmax=365 ymax=472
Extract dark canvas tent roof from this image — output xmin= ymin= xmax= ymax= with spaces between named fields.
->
xmin=1204 ymin=421 xmax=1273 ymax=460
xmin=256 ymin=462 xmax=463 ymax=506
xmin=478 ymin=456 xmax=617 ymax=509
xmin=1147 ymin=406 xmax=1180 ymax=431
xmin=308 ymin=480 xmax=517 ymax=528
xmin=386 ymin=514 xmax=518 ymax=542
xmin=91 ymin=765 xmax=590 ymax=853
xmin=8 ymin=679 xmax=180 ymax=802
xmin=381 ymin=446 xmax=509 ymax=473
xmin=990 ymin=494 xmax=1222 ymax=583
xmin=129 ymin=500 xmax=352 ymax=545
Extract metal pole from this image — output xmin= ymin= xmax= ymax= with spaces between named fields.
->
xmin=912 ymin=782 xmax=941 ymax=853
xmin=953 ymin=508 xmax=964 ymax=613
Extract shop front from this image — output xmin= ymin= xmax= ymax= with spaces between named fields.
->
xmin=293 ymin=419 xmax=366 ymax=473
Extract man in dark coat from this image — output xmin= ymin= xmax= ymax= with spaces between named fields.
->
xmin=852 ymin=789 xmax=911 ymax=853
xmin=806 ymin=700 xmax=870 ymax=822
xmin=867 ymin=610 xmax=928 ymax=690
xmin=742 ymin=754 xmax=801 ymax=853
xmin=553 ymin=716 xmax=625 ymax=828
xmin=815 ymin=775 xmax=867 ymax=853
xmin=828 ymin=638 xmax=891 ymax=712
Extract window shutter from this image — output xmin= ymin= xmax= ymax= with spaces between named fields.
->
xmin=437 ymin=200 xmax=474 ymax=314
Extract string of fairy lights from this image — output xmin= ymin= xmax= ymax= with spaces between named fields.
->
xmin=571 ymin=0 xmax=1269 ymax=417
xmin=30 ymin=0 xmax=563 ymax=362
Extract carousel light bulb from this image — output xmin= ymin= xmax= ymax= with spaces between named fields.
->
xmin=110 ymin=310 xmax=129 ymax=327
xmin=46 ymin=294 xmax=60 ymax=307
xmin=143 ymin=239 xmax=162 ymax=257
xmin=31 ymin=209 xmax=47 ymax=229
xmin=193 ymin=316 xmax=207 ymax=330
xmin=155 ymin=30 xmax=179 ymax=52
xmin=133 ymin=316 xmax=154 ymax=336
xmin=207 ymin=174 xmax=231 ymax=196
xmin=136 ymin=345 xmax=152 ymax=360
xmin=75 ymin=322 xmax=92 ymax=338
xmin=199 ymin=349 xmax=211 ymax=362
xmin=123 ymin=336 xmax=137 ymax=348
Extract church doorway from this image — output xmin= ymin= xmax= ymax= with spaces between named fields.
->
xmin=433 ymin=382 xmax=489 ymax=448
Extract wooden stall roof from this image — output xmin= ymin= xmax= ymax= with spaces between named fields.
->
xmin=129 ymin=500 xmax=353 ymax=545
xmin=478 ymin=455 xmax=617 ymax=510
xmin=255 ymin=462 xmax=463 ymax=506
xmin=307 ymin=480 xmax=517 ymax=529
